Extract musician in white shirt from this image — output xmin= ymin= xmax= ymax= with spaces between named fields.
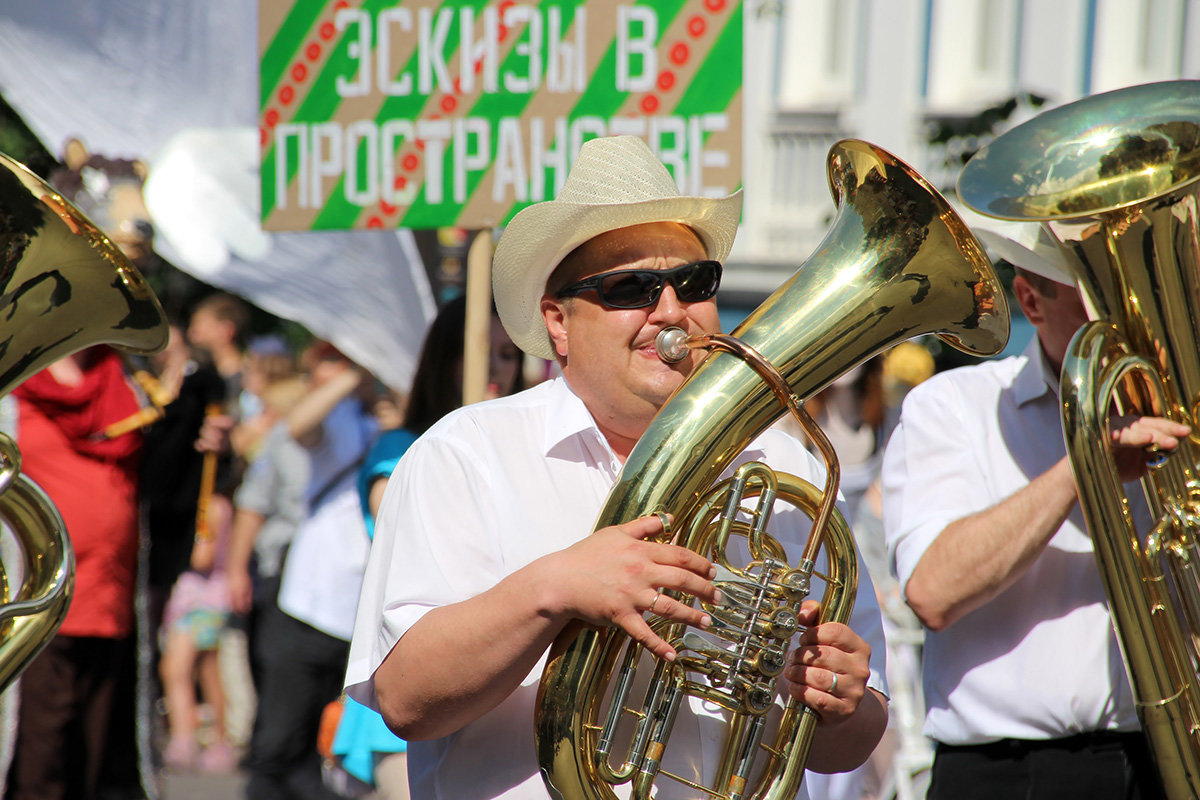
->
xmin=346 ymin=135 xmax=890 ymax=800
xmin=881 ymin=227 xmax=1187 ymax=799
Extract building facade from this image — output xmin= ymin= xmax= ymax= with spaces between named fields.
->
xmin=728 ymin=0 xmax=1200 ymax=301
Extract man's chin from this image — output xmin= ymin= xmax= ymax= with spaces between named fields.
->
xmin=639 ymin=373 xmax=689 ymax=409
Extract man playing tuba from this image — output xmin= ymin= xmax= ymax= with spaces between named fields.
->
xmin=881 ymin=225 xmax=1188 ymax=800
xmin=345 ymin=135 xmax=889 ymax=800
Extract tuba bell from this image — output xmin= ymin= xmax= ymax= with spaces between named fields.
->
xmin=0 ymin=153 xmax=168 ymax=692
xmin=535 ymin=140 xmax=1010 ymax=800
xmin=959 ymin=79 xmax=1200 ymax=799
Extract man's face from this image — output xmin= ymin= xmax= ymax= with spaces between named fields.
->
xmin=307 ymin=355 xmax=347 ymax=388
xmin=1013 ymin=274 xmax=1091 ymax=372
xmin=541 ymin=221 xmax=721 ymax=447
xmin=187 ymin=308 xmax=227 ymax=352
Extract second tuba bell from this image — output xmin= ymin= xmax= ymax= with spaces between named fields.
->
xmin=536 ymin=140 xmax=1009 ymax=800
xmin=0 ymin=153 xmax=168 ymax=692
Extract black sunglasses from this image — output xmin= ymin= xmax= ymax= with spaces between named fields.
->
xmin=555 ymin=260 xmax=723 ymax=309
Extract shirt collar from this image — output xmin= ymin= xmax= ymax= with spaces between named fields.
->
xmin=542 ymin=377 xmax=609 ymax=456
xmin=1012 ymin=334 xmax=1060 ymax=407
xmin=539 ymin=375 xmax=782 ymax=470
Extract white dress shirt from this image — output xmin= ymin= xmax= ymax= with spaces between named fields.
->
xmin=346 ymin=377 xmax=888 ymax=800
xmin=881 ymin=337 xmax=1141 ymax=746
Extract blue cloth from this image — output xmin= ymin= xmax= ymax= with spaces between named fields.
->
xmin=358 ymin=428 xmax=419 ymax=541
xmin=331 ymin=696 xmax=405 ymax=784
xmin=332 ymin=428 xmax=419 ymax=785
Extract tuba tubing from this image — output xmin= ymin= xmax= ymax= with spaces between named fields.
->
xmin=535 ymin=139 xmax=1010 ymax=800
xmin=0 ymin=434 xmax=74 ymax=691
xmin=1061 ymin=323 xmax=1200 ymax=795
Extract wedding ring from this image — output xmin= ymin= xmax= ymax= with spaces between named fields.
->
xmin=649 ymin=592 xmax=661 ymax=614
xmin=829 ymin=672 xmax=839 ymax=694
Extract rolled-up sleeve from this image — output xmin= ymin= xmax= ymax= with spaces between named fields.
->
xmin=345 ymin=427 xmax=502 ymax=710
xmin=881 ymin=378 xmax=989 ymax=595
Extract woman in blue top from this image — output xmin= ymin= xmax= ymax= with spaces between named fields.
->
xmin=332 ymin=293 xmax=525 ymax=798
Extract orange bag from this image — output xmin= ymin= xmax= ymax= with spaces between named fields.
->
xmin=317 ymin=695 xmax=345 ymax=760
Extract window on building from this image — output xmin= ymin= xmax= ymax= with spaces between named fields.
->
xmin=925 ymin=0 xmax=1019 ymax=111
xmin=1092 ymin=0 xmax=1185 ymax=91
xmin=776 ymin=0 xmax=861 ymax=108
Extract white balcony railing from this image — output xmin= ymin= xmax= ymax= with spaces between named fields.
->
xmin=736 ymin=113 xmax=844 ymax=282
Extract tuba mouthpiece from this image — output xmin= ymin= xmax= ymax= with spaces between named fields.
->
xmin=655 ymin=327 xmax=691 ymax=363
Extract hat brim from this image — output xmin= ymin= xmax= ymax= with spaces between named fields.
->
xmin=493 ymin=190 xmax=743 ymax=360
xmin=959 ymin=209 xmax=1075 ymax=286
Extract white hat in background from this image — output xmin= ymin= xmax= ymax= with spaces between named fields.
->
xmin=962 ymin=212 xmax=1075 ymax=286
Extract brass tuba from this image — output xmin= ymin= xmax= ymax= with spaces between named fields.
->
xmin=0 ymin=153 xmax=168 ymax=692
xmin=958 ymin=79 xmax=1200 ymax=799
xmin=536 ymin=140 xmax=1010 ymax=800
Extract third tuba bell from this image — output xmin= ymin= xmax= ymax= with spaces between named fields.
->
xmin=959 ymin=79 xmax=1200 ymax=800
xmin=536 ymin=140 xmax=1009 ymax=800
xmin=0 ymin=153 xmax=168 ymax=692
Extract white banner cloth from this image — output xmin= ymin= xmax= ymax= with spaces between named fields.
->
xmin=0 ymin=0 xmax=435 ymax=391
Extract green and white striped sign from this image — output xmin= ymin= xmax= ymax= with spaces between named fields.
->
xmin=259 ymin=0 xmax=743 ymax=231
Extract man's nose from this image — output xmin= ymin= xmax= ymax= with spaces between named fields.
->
xmin=648 ymin=283 xmax=687 ymax=323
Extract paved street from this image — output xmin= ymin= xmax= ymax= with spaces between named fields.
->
xmin=162 ymin=769 xmax=247 ymax=800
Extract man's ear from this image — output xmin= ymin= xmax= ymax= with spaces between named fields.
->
xmin=1011 ymin=275 xmax=1044 ymax=326
xmin=541 ymin=296 xmax=569 ymax=359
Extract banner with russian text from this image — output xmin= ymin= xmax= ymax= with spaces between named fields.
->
xmin=259 ymin=0 xmax=743 ymax=231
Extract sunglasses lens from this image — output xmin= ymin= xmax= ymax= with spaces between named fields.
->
xmin=599 ymin=271 xmax=662 ymax=308
xmin=674 ymin=261 xmax=721 ymax=301
xmin=576 ymin=261 xmax=722 ymax=308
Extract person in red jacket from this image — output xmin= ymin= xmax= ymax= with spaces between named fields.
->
xmin=6 ymin=345 xmax=147 ymax=800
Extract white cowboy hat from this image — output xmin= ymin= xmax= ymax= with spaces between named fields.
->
xmin=959 ymin=210 xmax=1075 ymax=286
xmin=492 ymin=135 xmax=743 ymax=360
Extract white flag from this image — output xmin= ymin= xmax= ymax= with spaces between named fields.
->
xmin=0 ymin=0 xmax=436 ymax=391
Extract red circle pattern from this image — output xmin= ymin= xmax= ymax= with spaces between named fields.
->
xmin=268 ymin=5 xmax=427 ymax=226
xmin=642 ymin=2 xmax=729 ymax=119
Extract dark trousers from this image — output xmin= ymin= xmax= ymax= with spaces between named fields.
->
xmin=244 ymin=603 xmax=348 ymax=800
xmin=7 ymin=635 xmax=141 ymax=800
xmin=244 ymin=573 xmax=283 ymax=694
xmin=928 ymin=732 xmax=1164 ymax=800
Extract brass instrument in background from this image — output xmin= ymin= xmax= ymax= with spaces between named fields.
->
xmin=959 ymin=79 xmax=1200 ymax=799
xmin=536 ymin=140 xmax=1010 ymax=800
xmin=0 ymin=153 xmax=168 ymax=692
